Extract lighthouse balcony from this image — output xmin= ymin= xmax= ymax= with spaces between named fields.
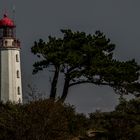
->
xmin=0 ymin=38 xmax=21 ymax=48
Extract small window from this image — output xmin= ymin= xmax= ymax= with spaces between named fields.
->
xmin=12 ymin=41 xmax=15 ymax=46
xmin=16 ymin=54 xmax=19 ymax=62
xmin=18 ymin=98 xmax=21 ymax=103
xmin=17 ymin=87 xmax=20 ymax=95
xmin=4 ymin=40 xmax=8 ymax=46
xmin=17 ymin=70 xmax=20 ymax=78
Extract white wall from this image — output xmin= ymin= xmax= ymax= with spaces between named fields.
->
xmin=0 ymin=39 xmax=22 ymax=103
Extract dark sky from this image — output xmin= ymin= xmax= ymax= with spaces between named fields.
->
xmin=0 ymin=0 xmax=140 ymax=113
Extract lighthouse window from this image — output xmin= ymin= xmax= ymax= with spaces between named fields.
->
xmin=4 ymin=40 xmax=8 ymax=46
xmin=12 ymin=41 xmax=15 ymax=46
xmin=8 ymin=29 xmax=12 ymax=37
xmin=18 ymin=98 xmax=21 ymax=103
xmin=17 ymin=87 xmax=20 ymax=95
xmin=0 ymin=29 xmax=3 ymax=38
xmin=16 ymin=54 xmax=19 ymax=62
xmin=17 ymin=70 xmax=20 ymax=78
xmin=3 ymin=29 xmax=7 ymax=37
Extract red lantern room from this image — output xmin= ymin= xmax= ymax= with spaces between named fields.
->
xmin=0 ymin=14 xmax=16 ymax=38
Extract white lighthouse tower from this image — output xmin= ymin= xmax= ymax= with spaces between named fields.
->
xmin=0 ymin=14 xmax=22 ymax=103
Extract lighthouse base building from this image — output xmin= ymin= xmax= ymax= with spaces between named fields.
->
xmin=0 ymin=14 xmax=22 ymax=103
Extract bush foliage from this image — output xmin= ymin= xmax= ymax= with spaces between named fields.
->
xmin=0 ymin=98 xmax=139 ymax=140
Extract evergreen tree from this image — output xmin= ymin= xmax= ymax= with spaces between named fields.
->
xmin=31 ymin=29 xmax=140 ymax=101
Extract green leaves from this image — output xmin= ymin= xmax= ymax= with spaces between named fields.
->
xmin=33 ymin=60 xmax=50 ymax=74
xmin=0 ymin=100 xmax=83 ymax=140
xmin=31 ymin=29 xmax=140 ymax=100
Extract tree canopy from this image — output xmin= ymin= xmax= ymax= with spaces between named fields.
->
xmin=89 ymin=98 xmax=140 ymax=140
xmin=31 ymin=29 xmax=140 ymax=101
xmin=0 ymin=98 xmax=140 ymax=140
xmin=0 ymin=100 xmax=88 ymax=140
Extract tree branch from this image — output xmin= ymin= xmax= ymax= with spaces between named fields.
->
xmin=69 ymin=80 xmax=115 ymax=87
xmin=67 ymin=66 xmax=78 ymax=73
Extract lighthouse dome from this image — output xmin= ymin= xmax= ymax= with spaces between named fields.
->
xmin=0 ymin=14 xmax=15 ymax=27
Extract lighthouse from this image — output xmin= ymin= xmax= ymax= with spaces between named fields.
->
xmin=0 ymin=14 xmax=22 ymax=103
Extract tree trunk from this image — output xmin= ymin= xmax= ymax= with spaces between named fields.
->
xmin=49 ymin=66 xmax=60 ymax=99
xmin=60 ymin=75 xmax=70 ymax=102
